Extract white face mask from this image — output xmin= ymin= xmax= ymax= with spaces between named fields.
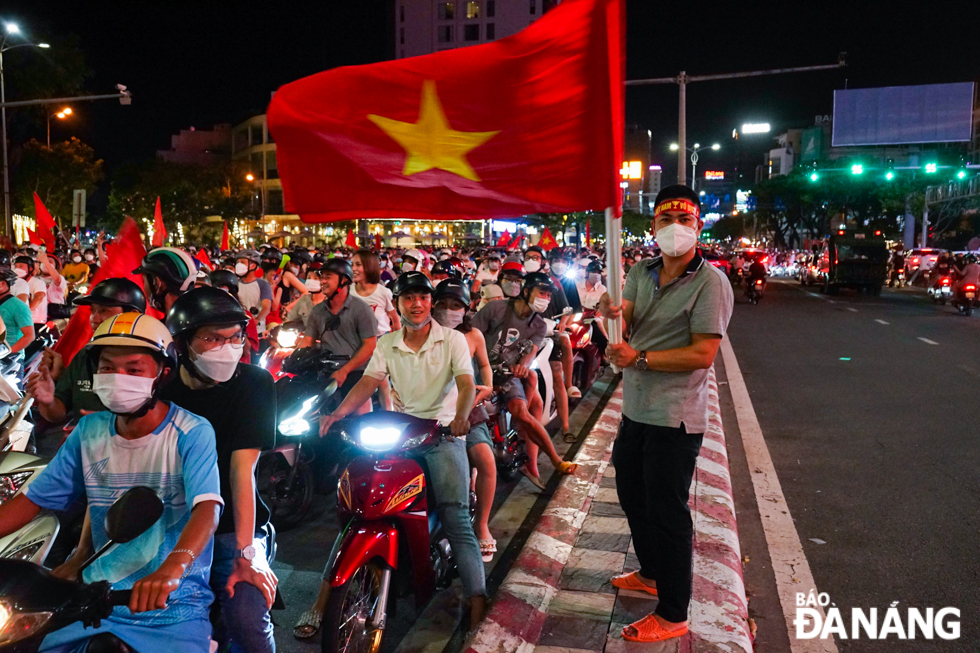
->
xmin=235 ymin=262 xmax=249 ymax=276
xmin=14 ymin=268 xmax=27 ymax=279
xmin=634 ymin=255 xmax=642 ymax=262
xmin=433 ymin=307 xmax=465 ymax=329
xmin=85 ymin=254 xmax=95 ymax=261
xmin=305 ymin=279 xmax=322 ymax=293
xmin=524 ymin=259 xmax=541 ymax=273
xmin=551 ymin=261 xmax=568 ymax=276
xmin=402 ymin=261 xmax=416 ymax=272
xmin=501 ymin=280 xmax=521 ymax=297
xmin=190 ymin=342 xmax=244 ymax=383
xmin=93 ymin=373 xmax=157 ymax=414
xmin=402 ymin=313 xmax=432 ymax=330
xmin=655 ymin=223 xmax=699 ymax=258
xmin=488 ymin=261 xmax=500 ymax=271
xmin=588 ymin=273 xmax=602 ymax=285
xmin=530 ymin=296 xmax=550 ymax=313
xmin=72 ymin=255 xmax=82 ymax=263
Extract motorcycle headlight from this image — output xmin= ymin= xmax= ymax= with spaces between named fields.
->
xmin=277 ymin=329 xmax=299 ymax=349
xmin=572 ymin=313 xmax=583 ymax=322
xmin=278 ymin=395 xmax=318 ymax=437
xmin=0 ymin=601 xmax=53 ymax=645
xmin=359 ymin=426 xmax=405 ymax=452
xmin=0 ymin=471 xmax=32 ymax=504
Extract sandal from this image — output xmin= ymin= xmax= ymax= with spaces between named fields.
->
xmin=562 ymin=431 xmax=577 ymax=443
xmin=567 ymin=386 xmax=582 ymax=399
xmin=621 ymin=614 xmax=688 ymax=642
xmin=555 ymin=461 xmax=579 ymax=475
xmin=519 ymin=464 xmax=546 ymax=490
xmin=611 ymin=570 xmax=658 ymax=596
xmin=479 ymin=538 xmax=497 ymax=562
xmin=293 ymin=608 xmax=322 ymax=639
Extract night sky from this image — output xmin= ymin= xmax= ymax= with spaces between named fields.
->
xmin=3 ymin=0 xmax=979 ymax=206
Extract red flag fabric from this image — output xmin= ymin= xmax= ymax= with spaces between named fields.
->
xmin=26 ymin=229 xmax=43 ymax=246
xmin=537 ymin=227 xmax=558 ymax=251
xmin=507 ymin=234 xmax=521 ymax=250
xmin=152 ymin=197 xmax=167 ymax=247
xmin=54 ymin=217 xmax=148 ymax=366
xmin=374 ymin=233 xmax=382 ymax=250
xmin=195 ymin=249 xmax=213 ymax=270
xmin=267 ymin=0 xmax=623 ymax=222
xmin=345 ymin=230 xmax=357 ymax=248
xmin=221 ymin=221 xmax=230 ymax=250
xmin=33 ymin=192 xmax=57 ymax=250
xmin=496 ymin=231 xmax=511 ymax=249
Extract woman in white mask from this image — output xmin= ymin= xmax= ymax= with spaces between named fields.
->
xmin=286 ymin=267 xmax=327 ymax=328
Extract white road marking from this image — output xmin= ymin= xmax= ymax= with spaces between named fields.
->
xmin=918 ymin=337 xmax=939 ymax=345
xmin=720 ymin=335 xmax=839 ymax=653
xmin=875 ymin=319 xmax=889 ymax=325
xmin=846 ymin=308 xmax=858 ymax=312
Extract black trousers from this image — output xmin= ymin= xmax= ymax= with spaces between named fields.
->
xmin=612 ymin=416 xmax=703 ymax=623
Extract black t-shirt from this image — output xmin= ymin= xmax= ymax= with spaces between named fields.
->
xmin=161 ymin=363 xmax=277 ymax=535
xmin=749 ymin=261 xmax=766 ymax=279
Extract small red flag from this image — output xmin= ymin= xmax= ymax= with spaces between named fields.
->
xmin=345 ymin=230 xmax=357 ymax=248
xmin=268 ymin=0 xmax=624 ymax=222
xmin=33 ymin=192 xmax=57 ymax=250
xmin=374 ymin=233 xmax=382 ymax=250
xmin=54 ymin=217 xmax=148 ymax=366
xmin=221 ymin=221 xmax=230 ymax=250
xmin=195 ymin=249 xmax=213 ymax=270
xmin=496 ymin=230 xmax=511 ymax=249
xmin=538 ymin=227 xmax=558 ymax=251
xmin=26 ymin=229 xmax=42 ymax=246
xmin=152 ymin=197 xmax=167 ymax=247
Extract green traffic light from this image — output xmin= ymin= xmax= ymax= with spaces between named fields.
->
xmin=956 ymin=170 xmax=967 ymax=179
xmin=885 ymin=171 xmax=895 ymax=181
xmin=810 ymin=172 xmax=819 ymax=182
xmin=851 ymin=164 xmax=863 ymax=175
xmin=925 ymin=163 xmax=937 ymax=173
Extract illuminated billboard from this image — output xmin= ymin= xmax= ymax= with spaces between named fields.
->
xmin=620 ymin=161 xmax=642 ymax=180
xmin=832 ymin=82 xmax=975 ymax=146
xmin=704 ymin=171 xmax=724 ymax=180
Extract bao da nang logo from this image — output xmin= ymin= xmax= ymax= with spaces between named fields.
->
xmin=794 ymin=592 xmax=960 ymax=640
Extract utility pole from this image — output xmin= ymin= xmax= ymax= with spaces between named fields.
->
xmin=626 ymin=54 xmax=846 ymax=187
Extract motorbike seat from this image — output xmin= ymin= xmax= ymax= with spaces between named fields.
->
xmin=85 ymin=632 xmax=137 ymax=653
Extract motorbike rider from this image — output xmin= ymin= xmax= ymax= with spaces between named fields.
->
xmin=313 ymin=271 xmax=487 ymax=630
xmin=235 ymin=250 xmax=274 ymax=332
xmin=473 ymin=252 xmax=501 ymax=295
xmin=135 ymin=246 xmax=198 ymax=314
xmin=954 ymin=254 xmax=980 ymax=293
xmin=889 ymin=248 xmax=906 ymax=282
xmin=13 ymin=253 xmax=48 ymax=327
xmin=210 ymin=270 xmax=262 ymax=363
xmin=286 ymin=266 xmax=326 ymax=328
xmin=546 ymin=247 xmax=584 ymax=400
xmin=162 ymin=286 xmax=278 ymax=653
xmin=433 ymin=277 xmax=498 ymax=562
xmin=931 ymin=252 xmax=953 ymax=288
xmin=471 ymin=264 xmax=578 ymax=488
xmin=747 ymin=258 xmax=767 ymax=295
xmin=577 ymin=260 xmax=608 ymax=311
xmin=0 ymin=312 xmax=223 ymax=652
xmin=29 ymin=278 xmax=147 ymax=423
xmin=0 ymin=266 xmax=34 ymax=365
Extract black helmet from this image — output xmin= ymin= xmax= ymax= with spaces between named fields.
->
xmin=586 ymin=261 xmax=604 ymax=275
xmin=431 ymin=259 xmax=461 ymax=278
xmin=290 ymin=249 xmax=312 ymax=265
xmin=525 ymin=245 xmax=546 ymax=258
xmin=13 ymin=255 xmax=33 ymax=269
xmin=321 ymin=258 xmax=353 ymax=285
xmin=434 ymin=278 xmax=471 ymax=307
xmin=392 ymin=271 xmax=434 ymax=298
xmin=261 ymin=248 xmax=283 ymax=264
xmin=166 ymin=286 xmax=249 ymax=339
xmin=0 ymin=266 xmax=18 ymax=287
xmin=523 ymin=271 xmax=556 ymax=295
xmin=209 ymin=269 xmax=240 ymax=297
xmin=0 ymin=250 xmax=11 ymax=268
xmin=74 ymin=278 xmax=147 ymax=313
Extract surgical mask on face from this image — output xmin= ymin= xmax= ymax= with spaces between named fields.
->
xmin=14 ymin=268 xmax=27 ymax=278
xmin=85 ymin=254 xmax=95 ymax=262
xmin=530 ymin=296 xmax=550 ymax=313
xmin=655 ymin=223 xmax=699 ymax=258
xmin=93 ymin=373 xmax=157 ymax=414
xmin=488 ymin=261 xmax=500 ymax=271
xmin=190 ymin=343 xmax=244 ymax=383
xmin=402 ymin=261 xmax=416 ymax=272
xmin=402 ymin=313 xmax=432 ymax=330
xmin=501 ymin=280 xmax=521 ymax=297
xmin=305 ymin=279 xmax=321 ymax=293
xmin=290 ymin=266 xmax=299 ymax=275
xmin=524 ymin=259 xmax=541 ymax=273
xmin=235 ymin=262 xmax=249 ymax=276
xmin=552 ymin=261 xmax=568 ymax=276
xmin=588 ymin=273 xmax=602 ymax=285
xmin=635 ymin=255 xmax=642 ymax=262
xmin=433 ymin=307 xmax=465 ymax=329
xmin=72 ymin=255 xmax=82 ymax=263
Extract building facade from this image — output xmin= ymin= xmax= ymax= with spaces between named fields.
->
xmin=157 ymin=124 xmax=231 ymax=166
xmin=396 ymin=0 xmax=559 ymax=59
xmin=231 ymin=114 xmax=286 ymax=217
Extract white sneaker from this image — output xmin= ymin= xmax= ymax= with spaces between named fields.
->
xmin=568 ymin=386 xmax=582 ymax=399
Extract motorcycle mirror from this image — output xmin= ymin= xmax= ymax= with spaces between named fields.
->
xmin=105 ymin=486 xmax=164 ymax=543
xmin=320 ymin=380 xmax=339 ymax=400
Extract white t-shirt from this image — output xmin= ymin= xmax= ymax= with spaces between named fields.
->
xmin=352 ymin=284 xmax=396 ymax=335
xmin=15 ymin=276 xmax=48 ymax=323
xmin=577 ymin=279 xmax=607 ymax=310
xmin=475 ymin=268 xmax=498 ymax=284
xmin=45 ymin=274 xmax=67 ymax=305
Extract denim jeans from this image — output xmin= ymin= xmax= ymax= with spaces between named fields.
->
xmin=210 ymin=532 xmax=276 ymax=653
xmin=422 ymin=436 xmax=487 ymax=599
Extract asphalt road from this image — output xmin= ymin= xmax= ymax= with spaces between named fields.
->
xmin=727 ymin=279 xmax=980 ymax=651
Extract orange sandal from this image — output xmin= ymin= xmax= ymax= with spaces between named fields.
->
xmin=610 ymin=571 xmax=658 ymax=596
xmin=556 ymin=461 xmax=578 ymax=475
xmin=621 ymin=614 xmax=688 ymax=642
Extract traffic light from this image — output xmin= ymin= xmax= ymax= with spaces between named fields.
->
xmin=925 ymin=162 xmax=938 ymax=173
xmin=851 ymin=164 xmax=863 ymax=175
xmin=957 ymin=169 xmax=967 ymax=180
xmin=810 ymin=171 xmax=819 ymax=182
xmin=885 ymin=171 xmax=895 ymax=181
xmin=885 ymin=159 xmax=894 ymax=181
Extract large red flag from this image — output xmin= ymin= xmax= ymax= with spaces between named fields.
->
xmin=33 ymin=192 xmax=57 ymax=250
xmin=268 ymin=0 xmax=623 ymax=222
xmin=54 ymin=217 xmax=148 ymax=366
xmin=221 ymin=221 xmax=230 ymax=250
xmin=152 ymin=197 xmax=167 ymax=247
xmin=496 ymin=230 xmax=511 ymax=249
xmin=538 ymin=227 xmax=558 ymax=251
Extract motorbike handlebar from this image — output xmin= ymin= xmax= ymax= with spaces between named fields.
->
xmin=109 ymin=589 xmax=132 ymax=605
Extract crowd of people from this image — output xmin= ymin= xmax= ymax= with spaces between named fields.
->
xmin=0 ymin=184 xmax=735 ymax=649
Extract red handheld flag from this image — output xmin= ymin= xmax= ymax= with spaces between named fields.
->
xmin=537 ymin=227 xmax=558 ymax=251
xmin=32 ymin=192 xmax=57 ymax=250
xmin=345 ymin=230 xmax=357 ymax=248
xmin=221 ymin=221 xmax=230 ymax=250
xmin=268 ymin=0 xmax=624 ymax=222
xmin=54 ymin=217 xmax=148 ymax=366
xmin=152 ymin=197 xmax=167 ymax=247
xmin=496 ymin=230 xmax=511 ymax=249
xmin=195 ymin=249 xmax=214 ymax=270
xmin=26 ymin=229 xmax=42 ymax=246
xmin=374 ymin=233 xmax=382 ymax=250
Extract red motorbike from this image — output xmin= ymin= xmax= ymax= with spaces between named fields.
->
xmin=322 ymin=411 xmax=471 ymax=653
xmin=566 ymin=309 xmax=604 ymax=391
xmin=258 ymin=320 xmax=305 ymax=381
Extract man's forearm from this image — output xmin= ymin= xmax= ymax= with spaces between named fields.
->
xmin=0 ymin=494 xmax=42 ymax=537
xmin=332 ymin=375 xmax=383 ymax=418
xmin=30 ymin=294 xmax=43 ymax=310
xmin=644 ymin=341 xmax=719 ymax=372
xmin=342 ymin=340 xmax=376 ymax=376
xmin=163 ymin=500 xmax=221 ymax=571
xmin=11 ymin=331 xmax=33 ymax=353
xmin=230 ymin=450 xmax=260 ymax=549
xmin=38 ymin=398 xmax=68 ymax=423
xmin=258 ymin=300 xmax=271 ymax=321
xmin=453 ymin=375 xmax=476 ymax=421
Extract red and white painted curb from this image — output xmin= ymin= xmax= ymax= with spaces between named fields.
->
xmin=463 ymin=369 xmax=752 ymax=653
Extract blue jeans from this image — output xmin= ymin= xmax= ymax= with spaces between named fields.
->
xmin=423 ymin=437 xmax=487 ymax=599
xmin=210 ymin=532 xmax=276 ymax=653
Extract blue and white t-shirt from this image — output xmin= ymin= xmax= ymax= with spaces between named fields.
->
xmin=25 ymin=402 xmax=223 ymax=627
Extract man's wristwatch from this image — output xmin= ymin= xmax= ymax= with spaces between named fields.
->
xmin=633 ymin=351 xmax=648 ymax=370
xmin=236 ymin=545 xmax=256 ymax=561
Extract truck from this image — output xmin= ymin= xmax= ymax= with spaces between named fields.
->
xmin=818 ymin=231 xmax=888 ymax=295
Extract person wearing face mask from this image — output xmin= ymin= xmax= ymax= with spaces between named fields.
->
xmin=12 ymin=254 xmax=48 ymax=327
xmin=476 ymin=282 xmax=504 ymax=310
xmin=234 ymin=250 xmax=273 ymax=333
xmin=6 ymin=313 xmax=223 ymax=653
xmin=163 ymin=287 xmax=278 ymax=653
xmin=210 ymin=270 xmax=261 ymax=363
xmin=39 ymin=251 xmax=68 ymax=319
xmin=471 ymin=266 xmax=578 ymax=488
xmin=597 ymin=185 xmax=733 ymax=643
xmin=277 ymin=250 xmax=310 ymax=312
xmin=134 ymin=247 xmax=197 ymax=316
xmin=0 ymin=266 xmax=34 ymax=372
xmin=577 ymin=260 xmax=608 ymax=310
xmin=62 ymin=248 xmax=90 ymax=286
xmin=287 ymin=268 xmax=327 ymax=328
xmin=401 ymin=248 xmax=426 ymax=276
xmin=472 ymin=252 xmax=501 ymax=295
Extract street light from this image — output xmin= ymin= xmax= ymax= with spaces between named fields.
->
xmin=669 ymin=142 xmax=721 ymax=190
xmin=47 ymin=106 xmax=71 ymax=148
xmin=245 ymin=173 xmax=255 ymax=182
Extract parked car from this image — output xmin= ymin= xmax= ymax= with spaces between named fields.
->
xmin=702 ymin=250 xmax=731 ymax=276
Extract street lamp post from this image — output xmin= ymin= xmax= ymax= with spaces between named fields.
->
xmin=670 ymin=142 xmax=720 ymax=190
xmin=47 ymin=106 xmax=71 ymax=148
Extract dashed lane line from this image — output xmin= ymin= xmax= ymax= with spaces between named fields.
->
xmin=918 ymin=337 xmax=939 ymax=345
xmin=846 ymin=308 xmax=858 ymax=312
xmin=875 ymin=319 xmax=889 ymax=325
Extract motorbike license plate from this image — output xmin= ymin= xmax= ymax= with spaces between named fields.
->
xmin=966 ymin=293 xmax=975 ymax=299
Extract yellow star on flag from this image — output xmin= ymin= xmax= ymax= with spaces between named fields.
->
xmin=368 ymin=81 xmax=499 ymax=182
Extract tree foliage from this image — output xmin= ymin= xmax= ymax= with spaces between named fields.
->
xmin=13 ymin=138 xmax=103 ymax=225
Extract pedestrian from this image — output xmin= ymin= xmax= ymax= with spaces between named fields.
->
xmin=598 ymin=185 xmax=733 ymax=643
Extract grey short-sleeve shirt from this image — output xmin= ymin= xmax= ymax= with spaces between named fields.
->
xmin=304 ymin=293 xmax=378 ymax=368
xmin=621 ymin=254 xmax=733 ymax=433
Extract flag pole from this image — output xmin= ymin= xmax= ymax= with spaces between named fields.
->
xmin=604 ymin=206 xmax=623 ymax=345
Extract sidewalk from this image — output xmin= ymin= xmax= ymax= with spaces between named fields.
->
xmin=465 ymin=369 xmax=752 ymax=653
